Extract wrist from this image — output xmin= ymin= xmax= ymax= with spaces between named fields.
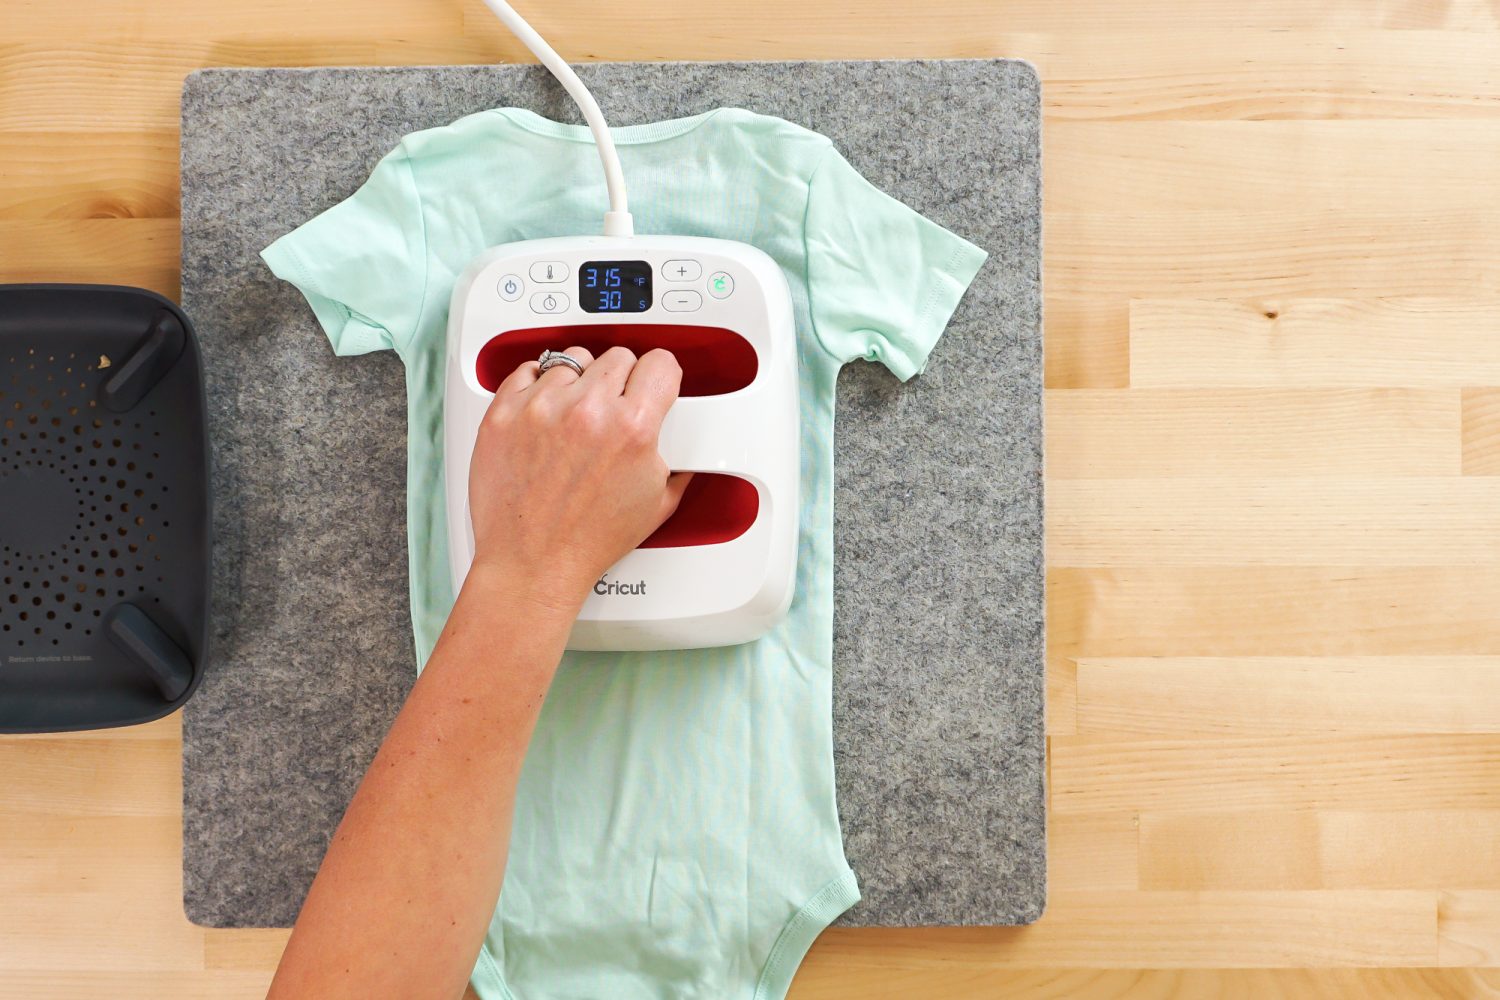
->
xmin=459 ymin=556 xmax=590 ymax=624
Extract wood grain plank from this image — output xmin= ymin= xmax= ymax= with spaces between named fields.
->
xmin=1052 ymin=735 xmax=1500 ymax=814
xmin=0 ymin=220 xmax=179 ymax=296
xmin=1140 ymin=811 xmax=1500 ymax=890
xmin=138 ymin=956 xmax=1500 ymax=999
xmin=1048 ymin=121 xmax=1500 ymax=214
xmin=1046 ymin=390 xmax=1460 ymax=478
xmin=4 ymin=714 xmax=180 ymax=741
xmin=1035 ymin=31 xmax=1500 ymax=121
xmin=0 ymin=131 xmax=178 ymax=219
xmin=0 ymin=891 xmax=202 ymax=970
xmin=1075 ymin=657 xmax=1500 ymax=736
xmin=1046 ymin=295 xmax=1128 ymax=390
xmin=1132 ymin=299 xmax=1500 ymax=388
xmin=1049 ymin=479 xmax=1500 ymax=567
xmin=1049 ymin=813 xmax=1138 ymax=891
xmin=4 ymin=2 xmax=1490 ymax=47
xmin=203 ymin=929 xmax=290 ymax=971
xmin=464 ymin=1 xmax=1011 ymax=57
xmin=9 ymin=31 xmax=1500 ymax=132
xmin=0 ymin=738 xmax=178 ymax=817
xmin=1048 ymin=656 xmax=1078 ymax=736
xmin=0 ymin=0 xmax=457 ymax=41
xmin=0 ymin=41 xmax=383 ymax=132
xmin=0 ymin=814 xmax=180 ymax=896
xmin=1463 ymin=388 xmax=1500 ymax=476
xmin=790 ymin=967 xmax=1500 ymax=1000
xmin=566 ymin=1 xmax=1500 ymax=36
xmin=1050 ymin=567 xmax=1500 ymax=663
xmin=1440 ymin=891 xmax=1500 ymax=966
xmin=809 ymin=891 xmax=1436 ymax=967
xmin=0 ymin=973 xmax=272 ymax=1000
xmin=1051 ymin=213 xmax=1500 ymax=301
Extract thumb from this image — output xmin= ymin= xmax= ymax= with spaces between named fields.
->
xmin=655 ymin=471 xmax=695 ymax=527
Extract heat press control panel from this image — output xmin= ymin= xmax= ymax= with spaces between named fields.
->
xmin=490 ymin=258 xmax=738 ymax=316
xmin=444 ymin=234 xmax=800 ymax=650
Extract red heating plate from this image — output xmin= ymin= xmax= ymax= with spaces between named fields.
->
xmin=641 ymin=473 xmax=760 ymax=548
xmin=476 ymin=325 xmax=761 ymax=548
xmin=475 ymin=323 xmax=758 ymax=397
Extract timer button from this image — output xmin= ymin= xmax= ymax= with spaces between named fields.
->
xmin=498 ymin=274 xmax=524 ymax=301
xmin=662 ymin=290 xmax=703 ymax=312
xmin=664 ymin=259 xmax=702 ymax=281
xmin=530 ymin=292 xmax=569 ymax=314
xmin=707 ymin=271 xmax=734 ymax=299
xmin=529 ymin=261 xmax=568 ymax=283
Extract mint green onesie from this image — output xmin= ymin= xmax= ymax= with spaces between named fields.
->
xmin=262 ymin=107 xmax=985 ymax=999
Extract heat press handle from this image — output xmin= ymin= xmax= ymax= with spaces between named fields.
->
xmin=656 ymin=394 xmax=773 ymax=474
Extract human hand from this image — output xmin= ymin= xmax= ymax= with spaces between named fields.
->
xmin=465 ymin=346 xmax=692 ymax=610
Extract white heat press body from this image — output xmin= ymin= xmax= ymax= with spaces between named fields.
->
xmin=445 ymin=0 xmax=800 ymax=650
xmin=444 ymin=237 xmax=800 ymax=650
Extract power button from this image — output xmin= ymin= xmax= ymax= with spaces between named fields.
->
xmin=498 ymin=274 xmax=524 ymax=301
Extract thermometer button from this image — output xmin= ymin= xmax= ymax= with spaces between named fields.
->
xmin=498 ymin=274 xmax=524 ymax=301
xmin=529 ymin=261 xmax=568 ymax=283
xmin=530 ymin=292 xmax=569 ymax=314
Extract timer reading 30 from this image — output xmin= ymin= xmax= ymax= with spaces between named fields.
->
xmin=579 ymin=260 xmax=653 ymax=313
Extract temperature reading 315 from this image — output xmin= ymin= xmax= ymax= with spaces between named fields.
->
xmin=579 ymin=260 xmax=653 ymax=313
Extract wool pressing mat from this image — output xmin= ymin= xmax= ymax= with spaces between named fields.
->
xmin=181 ymin=60 xmax=1043 ymax=929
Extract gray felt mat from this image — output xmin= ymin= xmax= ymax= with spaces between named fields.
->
xmin=181 ymin=59 xmax=1043 ymax=929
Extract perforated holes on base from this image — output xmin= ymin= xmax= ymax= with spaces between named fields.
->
xmin=0 ymin=348 xmax=168 ymax=650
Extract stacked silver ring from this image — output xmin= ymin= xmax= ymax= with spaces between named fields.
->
xmin=538 ymin=350 xmax=585 ymax=376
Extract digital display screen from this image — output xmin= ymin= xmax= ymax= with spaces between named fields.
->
xmin=579 ymin=260 xmax=652 ymax=313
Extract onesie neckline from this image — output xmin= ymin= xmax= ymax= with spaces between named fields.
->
xmin=493 ymin=107 xmax=726 ymax=144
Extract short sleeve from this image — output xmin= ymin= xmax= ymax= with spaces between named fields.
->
xmin=803 ymin=146 xmax=987 ymax=380
xmin=260 ymin=144 xmax=427 ymax=356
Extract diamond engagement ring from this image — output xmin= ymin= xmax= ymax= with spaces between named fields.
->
xmin=537 ymin=350 xmax=585 ymax=376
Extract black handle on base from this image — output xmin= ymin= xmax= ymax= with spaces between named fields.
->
xmin=101 ymin=310 xmax=186 ymax=412
xmin=104 ymin=603 xmax=195 ymax=702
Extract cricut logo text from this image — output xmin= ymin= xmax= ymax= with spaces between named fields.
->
xmin=594 ymin=576 xmax=646 ymax=596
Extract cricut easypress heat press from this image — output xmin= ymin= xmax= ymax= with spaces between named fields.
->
xmin=444 ymin=2 xmax=799 ymax=651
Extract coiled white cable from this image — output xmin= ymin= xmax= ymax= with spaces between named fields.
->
xmin=480 ymin=0 xmax=634 ymax=237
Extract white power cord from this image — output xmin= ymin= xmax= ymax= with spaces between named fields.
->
xmin=481 ymin=0 xmax=634 ymax=238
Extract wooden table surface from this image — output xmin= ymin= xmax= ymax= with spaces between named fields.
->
xmin=7 ymin=2 xmax=1500 ymax=997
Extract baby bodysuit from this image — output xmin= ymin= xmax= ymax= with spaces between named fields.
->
xmin=262 ymin=107 xmax=985 ymax=1000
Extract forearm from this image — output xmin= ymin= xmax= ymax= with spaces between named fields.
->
xmin=268 ymin=565 xmax=582 ymax=1000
